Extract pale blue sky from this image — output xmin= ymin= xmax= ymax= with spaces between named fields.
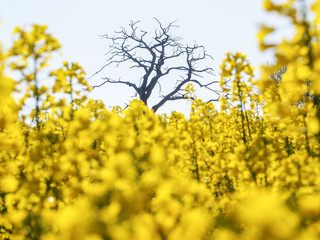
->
xmin=1 ymin=0 xmax=290 ymax=114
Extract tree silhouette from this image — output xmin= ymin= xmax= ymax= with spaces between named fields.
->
xmin=92 ymin=19 xmax=218 ymax=112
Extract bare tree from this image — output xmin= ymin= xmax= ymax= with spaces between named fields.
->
xmin=92 ymin=19 xmax=218 ymax=112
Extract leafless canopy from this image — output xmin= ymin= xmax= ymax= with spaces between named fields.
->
xmin=92 ymin=19 xmax=218 ymax=112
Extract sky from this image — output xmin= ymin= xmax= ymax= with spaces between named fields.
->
xmin=0 ymin=0 xmax=291 ymax=115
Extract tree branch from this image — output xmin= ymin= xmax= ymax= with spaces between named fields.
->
xmin=92 ymin=77 xmax=139 ymax=93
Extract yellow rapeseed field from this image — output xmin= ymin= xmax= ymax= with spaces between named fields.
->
xmin=1 ymin=1 xmax=320 ymax=239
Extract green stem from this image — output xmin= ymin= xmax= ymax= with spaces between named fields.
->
xmin=34 ymin=56 xmax=40 ymax=131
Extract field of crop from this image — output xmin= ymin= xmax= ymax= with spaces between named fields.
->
xmin=1 ymin=1 xmax=320 ymax=239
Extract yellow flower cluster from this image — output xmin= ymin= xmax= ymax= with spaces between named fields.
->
xmin=1 ymin=1 xmax=320 ymax=239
